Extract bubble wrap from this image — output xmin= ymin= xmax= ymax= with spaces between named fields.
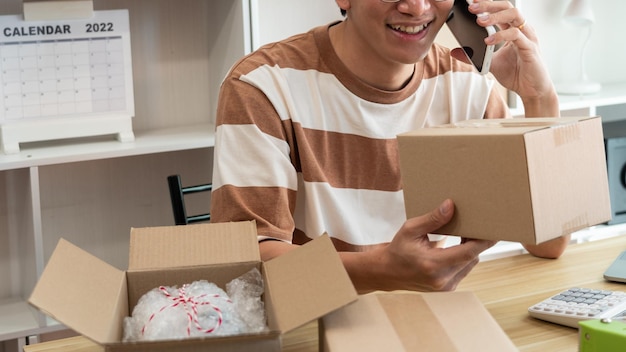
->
xmin=123 ymin=268 xmax=267 ymax=342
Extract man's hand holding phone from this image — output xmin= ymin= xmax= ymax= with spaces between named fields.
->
xmin=446 ymin=0 xmax=496 ymax=74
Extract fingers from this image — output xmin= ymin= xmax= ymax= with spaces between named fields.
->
xmin=387 ymin=199 xmax=497 ymax=292
xmin=441 ymin=238 xmax=495 ymax=269
xmin=420 ymin=238 xmax=495 ymax=291
xmin=440 ymin=256 xmax=480 ymax=291
xmin=458 ymin=237 xmax=497 ymax=256
xmin=469 ymin=0 xmax=517 ymax=27
xmin=469 ymin=1 xmax=537 ymax=42
xmin=429 ymin=238 xmax=495 ymax=291
xmin=404 ymin=199 xmax=455 ymax=238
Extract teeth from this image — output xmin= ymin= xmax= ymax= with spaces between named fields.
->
xmin=390 ymin=24 xmax=426 ymax=34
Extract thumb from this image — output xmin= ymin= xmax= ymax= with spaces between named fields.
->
xmin=407 ymin=199 xmax=455 ymax=235
xmin=431 ymin=198 xmax=455 ymax=225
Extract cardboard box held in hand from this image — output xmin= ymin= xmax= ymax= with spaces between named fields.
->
xmin=398 ymin=116 xmax=611 ymax=244
xmin=28 ymin=221 xmax=357 ymax=352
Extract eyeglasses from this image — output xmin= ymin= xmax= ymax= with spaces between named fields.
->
xmin=381 ymin=0 xmax=449 ymax=2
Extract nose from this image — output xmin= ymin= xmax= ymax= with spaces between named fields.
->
xmin=395 ymin=0 xmax=433 ymax=16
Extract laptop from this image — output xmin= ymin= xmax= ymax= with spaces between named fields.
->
xmin=604 ymin=250 xmax=626 ymax=283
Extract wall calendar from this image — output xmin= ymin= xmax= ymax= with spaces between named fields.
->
xmin=0 ymin=9 xmax=134 ymax=154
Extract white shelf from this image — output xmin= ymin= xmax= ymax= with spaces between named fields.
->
xmin=0 ymin=298 xmax=65 ymax=341
xmin=0 ymin=123 xmax=214 ymax=171
xmin=558 ymin=82 xmax=626 ymax=113
xmin=0 ymin=299 xmax=39 ymax=341
xmin=509 ymin=82 xmax=626 ymax=118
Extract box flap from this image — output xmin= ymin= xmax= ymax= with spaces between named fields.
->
xmin=28 ymin=238 xmax=127 ymax=345
xmin=379 ymin=292 xmax=517 ymax=351
xmin=321 ymin=292 xmax=516 ymax=351
xmin=128 ymin=222 xmax=259 ymax=270
xmin=263 ymin=234 xmax=357 ymax=333
xmin=321 ymin=294 xmax=405 ymax=352
xmin=399 ymin=117 xmax=592 ymax=138
xmin=104 ymin=331 xmax=282 ymax=352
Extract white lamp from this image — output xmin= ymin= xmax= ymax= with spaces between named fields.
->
xmin=555 ymin=0 xmax=601 ymax=95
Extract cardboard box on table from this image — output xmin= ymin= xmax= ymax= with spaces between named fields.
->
xmin=397 ymin=116 xmax=612 ymax=244
xmin=28 ymin=221 xmax=358 ymax=352
xmin=320 ymin=291 xmax=517 ymax=352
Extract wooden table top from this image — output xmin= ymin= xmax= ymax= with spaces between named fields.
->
xmin=25 ymin=235 xmax=626 ymax=352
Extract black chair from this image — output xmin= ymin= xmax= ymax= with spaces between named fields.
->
xmin=167 ymin=174 xmax=212 ymax=225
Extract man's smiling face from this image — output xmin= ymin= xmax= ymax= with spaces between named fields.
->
xmin=338 ymin=0 xmax=454 ymax=66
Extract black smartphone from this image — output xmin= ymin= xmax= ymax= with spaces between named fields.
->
xmin=446 ymin=0 xmax=496 ymax=74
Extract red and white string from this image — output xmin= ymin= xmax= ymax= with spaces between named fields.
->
xmin=141 ymin=284 xmax=231 ymax=337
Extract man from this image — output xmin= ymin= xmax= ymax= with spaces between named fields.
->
xmin=211 ymin=0 xmax=569 ymax=293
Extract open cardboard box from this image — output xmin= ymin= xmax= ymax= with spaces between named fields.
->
xmin=398 ymin=116 xmax=612 ymax=244
xmin=28 ymin=221 xmax=358 ymax=352
xmin=320 ymin=291 xmax=517 ymax=352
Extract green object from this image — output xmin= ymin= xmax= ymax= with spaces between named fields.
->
xmin=579 ymin=318 xmax=626 ymax=352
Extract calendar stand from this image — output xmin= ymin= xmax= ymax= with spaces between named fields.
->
xmin=0 ymin=8 xmax=135 ymax=154
xmin=23 ymin=0 xmax=94 ymax=22
xmin=0 ymin=114 xmax=134 ymax=154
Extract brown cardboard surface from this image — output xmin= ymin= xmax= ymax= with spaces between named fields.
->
xmin=321 ymin=292 xmax=517 ymax=352
xmin=104 ymin=332 xmax=281 ymax=352
xmin=378 ymin=294 xmax=457 ymax=351
xmin=320 ymin=294 xmax=406 ymax=352
xmin=29 ymin=222 xmax=357 ymax=352
xmin=398 ymin=116 xmax=611 ymax=244
xmin=28 ymin=239 xmax=127 ymax=344
xmin=524 ymin=119 xmax=610 ymax=238
xmin=394 ymin=292 xmax=517 ymax=351
xmin=128 ymin=222 xmax=259 ymax=270
xmin=263 ymin=235 xmax=357 ymax=333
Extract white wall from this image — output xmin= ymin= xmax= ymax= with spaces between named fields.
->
xmin=251 ymin=0 xmax=343 ymax=49
xmin=520 ymin=0 xmax=626 ymax=86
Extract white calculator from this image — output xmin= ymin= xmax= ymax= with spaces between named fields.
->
xmin=528 ymin=287 xmax=626 ymax=328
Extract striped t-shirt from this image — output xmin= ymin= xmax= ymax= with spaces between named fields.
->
xmin=211 ymin=22 xmax=510 ymax=251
